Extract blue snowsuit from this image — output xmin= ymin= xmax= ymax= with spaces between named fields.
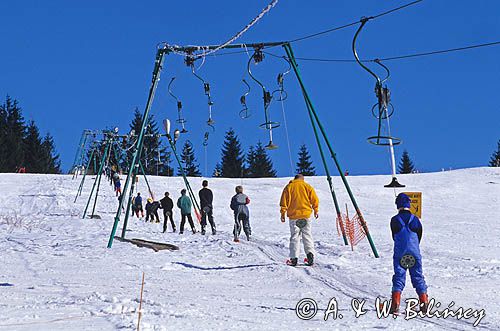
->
xmin=391 ymin=211 xmax=427 ymax=295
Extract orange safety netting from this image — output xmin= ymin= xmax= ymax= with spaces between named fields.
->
xmin=336 ymin=212 xmax=367 ymax=249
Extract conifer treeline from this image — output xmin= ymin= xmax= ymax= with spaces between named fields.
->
xmin=0 ymin=96 xmax=61 ymax=173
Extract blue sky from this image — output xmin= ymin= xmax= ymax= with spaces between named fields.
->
xmin=1 ymin=0 xmax=499 ymax=176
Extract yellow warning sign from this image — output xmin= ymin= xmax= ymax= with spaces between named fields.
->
xmin=403 ymin=192 xmax=422 ymax=219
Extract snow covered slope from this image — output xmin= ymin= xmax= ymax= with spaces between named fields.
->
xmin=1 ymin=168 xmax=499 ymax=330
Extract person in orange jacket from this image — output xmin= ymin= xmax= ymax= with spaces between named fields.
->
xmin=280 ymin=174 xmax=319 ymax=266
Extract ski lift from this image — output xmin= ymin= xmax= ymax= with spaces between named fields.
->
xmin=191 ymin=63 xmax=215 ymax=131
xmin=352 ymin=17 xmax=404 ymax=188
xmin=272 ymin=57 xmax=291 ymax=101
xmin=168 ymin=77 xmax=188 ymax=133
xmin=247 ymin=46 xmax=279 ymax=150
xmin=239 ymin=79 xmax=251 ymax=119
xmin=202 ymin=131 xmax=209 ymax=147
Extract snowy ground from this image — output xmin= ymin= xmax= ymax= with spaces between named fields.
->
xmin=0 ymin=168 xmax=499 ymax=330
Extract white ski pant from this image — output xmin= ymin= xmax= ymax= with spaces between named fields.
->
xmin=289 ymin=219 xmax=314 ymax=259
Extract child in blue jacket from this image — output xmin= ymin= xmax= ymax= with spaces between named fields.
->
xmin=390 ymin=193 xmax=429 ymax=314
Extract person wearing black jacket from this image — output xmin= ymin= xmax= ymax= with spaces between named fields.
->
xmin=145 ymin=198 xmax=161 ymax=223
xmin=199 ymin=180 xmax=216 ymax=235
xmin=160 ymin=192 xmax=176 ymax=233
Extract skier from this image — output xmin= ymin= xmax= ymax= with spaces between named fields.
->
xmin=199 ymin=180 xmax=216 ymax=235
xmin=160 ymin=192 xmax=176 ymax=233
xmin=280 ymin=174 xmax=319 ymax=266
xmin=133 ymin=192 xmax=144 ymax=219
xmin=230 ymin=185 xmax=251 ymax=242
xmin=114 ymin=176 xmax=122 ymax=197
xmin=389 ymin=193 xmax=429 ymax=314
xmin=145 ymin=197 xmax=161 ymax=223
xmin=177 ymin=189 xmax=196 ymax=234
xmin=109 ymin=167 xmax=116 ymax=186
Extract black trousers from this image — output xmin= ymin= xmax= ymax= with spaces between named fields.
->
xmin=163 ymin=210 xmax=176 ymax=232
xmin=201 ymin=207 xmax=216 ymax=231
xmin=146 ymin=210 xmax=159 ymax=222
xmin=180 ymin=213 xmax=195 ymax=233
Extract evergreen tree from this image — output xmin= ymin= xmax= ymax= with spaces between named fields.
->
xmin=128 ymin=107 xmax=168 ymax=175
xmin=40 ymin=133 xmax=61 ymax=174
xmin=1 ymin=96 xmax=25 ymax=172
xmin=220 ymin=128 xmax=245 ymax=178
xmin=0 ymin=96 xmax=61 ymax=174
xmin=159 ymin=149 xmax=174 ymax=176
xmin=178 ymin=141 xmax=200 ymax=177
xmin=247 ymin=142 xmax=277 ymax=178
xmin=213 ymin=162 xmax=222 ymax=177
xmin=489 ymin=139 xmax=500 ymax=167
xmin=23 ymin=121 xmax=45 ymax=173
xmin=0 ymin=98 xmax=8 ymax=172
xmin=244 ymin=146 xmax=256 ymax=178
xmin=295 ymin=144 xmax=316 ymax=176
xmin=398 ymin=150 xmax=415 ymax=174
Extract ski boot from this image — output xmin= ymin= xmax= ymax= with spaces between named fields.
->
xmin=212 ymin=228 xmax=217 ymax=235
xmin=305 ymin=252 xmax=314 ymax=266
xmin=233 ymin=237 xmax=240 ymax=243
xmin=201 ymin=226 xmax=206 ymax=235
xmin=287 ymin=258 xmax=298 ymax=266
xmin=246 ymin=234 xmax=250 ymax=241
xmin=419 ymin=293 xmax=429 ymax=314
xmin=389 ymin=291 xmax=401 ymax=315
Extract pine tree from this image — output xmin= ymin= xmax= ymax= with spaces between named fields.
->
xmin=212 ymin=162 xmax=222 ymax=177
xmin=178 ymin=141 xmax=201 ymax=177
xmin=23 ymin=121 xmax=45 ymax=173
xmin=398 ymin=150 xmax=415 ymax=174
xmin=296 ymin=144 xmax=316 ymax=176
xmin=247 ymin=142 xmax=277 ymax=178
xmin=128 ymin=107 xmax=168 ymax=175
xmin=0 ymin=98 xmax=8 ymax=172
xmin=40 ymin=133 xmax=61 ymax=174
xmin=1 ymin=96 xmax=26 ymax=172
xmin=244 ymin=146 xmax=256 ymax=178
xmin=220 ymin=128 xmax=245 ymax=178
xmin=159 ymin=149 xmax=174 ymax=176
xmin=489 ymin=139 xmax=500 ymax=167
xmin=0 ymin=96 xmax=61 ymax=174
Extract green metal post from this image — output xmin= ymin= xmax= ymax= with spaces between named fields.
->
xmin=72 ymin=130 xmax=89 ymax=178
xmin=74 ymin=147 xmax=95 ymax=203
xmin=82 ymin=141 xmax=110 ymax=219
xmin=165 ymin=135 xmax=201 ymax=216
xmin=284 ymin=43 xmax=379 ymax=258
xmin=139 ymin=161 xmax=155 ymax=199
xmin=300 ymin=91 xmax=348 ymax=246
xmin=90 ymin=159 xmax=105 ymax=218
xmin=108 ymin=49 xmax=166 ymax=248
xmin=121 ymin=168 xmax=138 ymax=239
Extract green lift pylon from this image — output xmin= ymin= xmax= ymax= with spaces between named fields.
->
xmin=283 ymin=42 xmax=379 ymax=258
xmin=108 ymin=49 xmax=166 ymax=248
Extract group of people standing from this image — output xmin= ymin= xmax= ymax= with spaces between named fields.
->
xmin=128 ymin=180 xmax=251 ymax=241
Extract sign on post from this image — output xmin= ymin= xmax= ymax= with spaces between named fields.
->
xmin=403 ymin=192 xmax=422 ymax=219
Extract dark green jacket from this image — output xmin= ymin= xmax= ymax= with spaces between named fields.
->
xmin=177 ymin=195 xmax=192 ymax=215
